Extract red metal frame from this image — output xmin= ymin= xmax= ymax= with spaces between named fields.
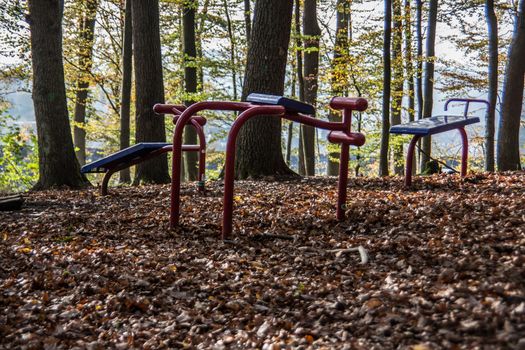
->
xmin=168 ymin=97 xmax=368 ymax=238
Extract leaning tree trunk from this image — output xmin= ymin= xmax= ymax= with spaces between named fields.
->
xmin=415 ymin=0 xmax=423 ymax=171
xmin=131 ymin=0 xmax=170 ymax=184
xmin=420 ymin=0 xmax=438 ymax=171
xmin=379 ymin=0 xmax=392 ymax=177
xmin=485 ymin=0 xmax=498 ymax=172
xmin=119 ymin=0 xmax=132 ymax=183
xmin=235 ymin=0 xmax=296 ymax=179
xmin=497 ymin=0 xmax=525 ymax=171
xmin=327 ymin=0 xmax=349 ymax=176
xmin=301 ymin=0 xmax=321 ymax=176
xmin=28 ymin=0 xmax=88 ymax=190
xmin=73 ymin=0 xmax=98 ymax=166
xmin=391 ymin=0 xmax=404 ymax=175
xmin=183 ymin=0 xmax=199 ymax=181
xmin=244 ymin=0 xmax=251 ymax=44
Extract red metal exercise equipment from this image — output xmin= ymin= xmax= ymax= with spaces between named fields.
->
xmin=164 ymin=96 xmax=368 ymax=238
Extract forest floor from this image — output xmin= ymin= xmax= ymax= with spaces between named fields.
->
xmin=1 ymin=172 xmax=524 ymax=349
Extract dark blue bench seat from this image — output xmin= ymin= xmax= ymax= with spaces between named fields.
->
xmin=246 ymin=93 xmax=315 ymax=115
xmin=82 ymin=143 xmax=171 ymax=173
xmin=390 ymin=115 xmax=480 ymax=136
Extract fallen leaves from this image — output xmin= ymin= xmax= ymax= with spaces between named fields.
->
xmin=0 ymin=172 xmax=524 ymax=348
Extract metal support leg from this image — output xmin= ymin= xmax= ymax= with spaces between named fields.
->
xmin=336 ymin=144 xmax=349 ymax=221
xmin=405 ymin=135 xmax=421 ymax=187
xmin=458 ymin=127 xmax=468 ymax=177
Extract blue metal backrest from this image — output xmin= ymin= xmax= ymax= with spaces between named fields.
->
xmin=246 ymin=93 xmax=315 ymax=115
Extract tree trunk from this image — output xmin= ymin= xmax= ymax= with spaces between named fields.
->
xmin=183 ymin=0 xmax=199 ymax=181
xmin=131 ymin=0 xmax=170 ymax=184
xmin=235 ymin=0 xmax=296 ymax=179
xmin=301 ymin=0 xmax=320 ymax=176
xmin=379 ymin=0 xmax=392 ymax=177
xmin=294 ymin=0 xmax=306 ymax=175
xmin=244 ymin=0 xmax=251 ymax=44
xmin=420 ymin=0 xmax=438 ymax=170
xmin=119 ymin=0 xmax=132 ymax=183
xmin=497 ymin=0 xmax=525 ymax=171
xmin=415 ymin=0 xmax=423 ymax=171
xmin=391 ymin=0 xmax=404 ymax=175
xmin=327 ymin=0 xmax=349 ymax=176
xmin=485 ymin=0 xmax=498 ymax=172
xmin=224 ymin=0 xmax=238 ymax=100
xmin=405 ymin=0 xmax=416 ymax=175
xmin=73 ymin=0 xmax=98 ymax=166
xmin=28 ymin=0 xmax=88 ymax=189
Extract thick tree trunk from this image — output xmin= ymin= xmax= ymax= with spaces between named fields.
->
xmin=497 ymin=0 xmax=525 ymax=171
xmin=235 ymin=0 xmax=296 ymax=179
xmin=131 ymin=0 xmax=170 ymax=184
xmin=301 ymin=0 xmax=320 ymax=176
xmin=119 ymin=0 xmax=132 ymax=183
xmin=327 ymin=0 xmax=349 ymax=176
xmin=485 ymin=0 xmax=498 ymax=172
xmin=379 ymin=0 xmax=392 ymax=177
xmin=28 ymin=0 xmax=88 ymax=190
xmin=420 ymin=0 xmax=438 ymax=170
xmin=73 ymin=0 xmax=98 ymax=166
xmin=183 ymin=1 xmax=199 ymax=181
xmin=391 ymin=0 xmax=404 ymax=175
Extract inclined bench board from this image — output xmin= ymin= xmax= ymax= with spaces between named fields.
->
xmin=390 ymin=115 xmax=480 ymax=136
xmin=246 ymin=93 xmax=315 ymax=115
xmin=81 ymin=142 xmax=171 ymax=173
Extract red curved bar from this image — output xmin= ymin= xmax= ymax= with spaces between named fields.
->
xmin=153 ymin=103 xmax=186 ymax=115
xmin=222 ymin=105 xmax=286 ymax=237
xmin=173 ymin=115 xmax=207 ymax=126
xmin=170 ymin=101 xmax=259 ymax=228
xmin=330 ymin=97 xmax=368 ymax=112
xmin=285 ymin=113 xmax=347 ymax=132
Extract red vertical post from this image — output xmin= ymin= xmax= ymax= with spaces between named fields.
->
xmin=222 ymin=105 xmax=285 ymax=238
xmin=458 ymin=127 xmax=468 ymax=177
xmin=336 ymin=143 xmax=349 ymax=221
xmin=405 ymin=135 xmax=421 ymax=187
xmin=192 ymin=119 xmax=206 ymax=192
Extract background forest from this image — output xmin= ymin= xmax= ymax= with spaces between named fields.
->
xmin=0 ymin=0 xmax=524 ymax=192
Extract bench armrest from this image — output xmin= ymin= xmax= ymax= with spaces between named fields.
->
xmin=329 ymin=97 xmax=368 ymax=112
xmin=444 ymin=98 xmax=490 ymax=118
xmin=153 ymin=104 xmax=187 ymax=115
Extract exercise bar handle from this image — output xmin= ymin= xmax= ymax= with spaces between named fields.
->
xmin=153 ymin=104 xmax=186 ymax=115
xmin=444 ymin=98 xmax=490 ymax=118
xmin=329 ymin=97 xmax=368 ymax=112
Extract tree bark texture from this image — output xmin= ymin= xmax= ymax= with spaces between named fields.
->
xmin=28 ymin=0 xmax=88 ymax=189
xmin=497 ymin=0 xmax=525 ymax=171
xmin=236 ymin=0 xmax=295 ymax=179
xmin=327 ymin=0 xmax=349 ymax=176
xmin=73 ymin=0 xmax=98 ymax=166
xmin=294 ymin=0 xmax=306 ymax=175
xmin=301 ymin=0 xmax=321 ymax=176
xmin=485 ymin=0 xmax=498 ymax=172
xmin=244 ymin=0 xmax=251 ymax=45
xmin=183 ymin=1 xmax=199 ymax=181
xmin=415 ymin=0 xmax=423 ymax=122
xmin=131 ymin=0 xmax=170 ymax=184
xmin=119 ymin=0 xmax=132 ymax=183
xmin=405 ymin=0 xmax=416 ymax=175
xmin=421 ymin=0 xmax=438 ymax=170
xmin=379 ymin=0 xmax=392 ymax=177
xmin=391 ymin=0 xmax=404 ymax=175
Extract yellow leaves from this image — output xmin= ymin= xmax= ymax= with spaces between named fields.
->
xmin=411 ymin=344 xmax=431 ymax=350
xmin=95 ymin=305 xmax=103 ymax=311
xmin=2 ymin=232 xmax=7 ymax=241
xmin=234 ymin=195 xmax=242 ymax=203
xmin=305 ymin=335 xmax=314 ymax=344
xmin=17 ymin=247 xmax=32 ymax=254
xmin=168 ymin=265 xmax=178 ymax=272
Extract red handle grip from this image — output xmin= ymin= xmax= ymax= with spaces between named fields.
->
xmin=153 ymin=104 xmax=186 ymax=115
xmin=329 ymin=97 xmax=368 ymax=112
